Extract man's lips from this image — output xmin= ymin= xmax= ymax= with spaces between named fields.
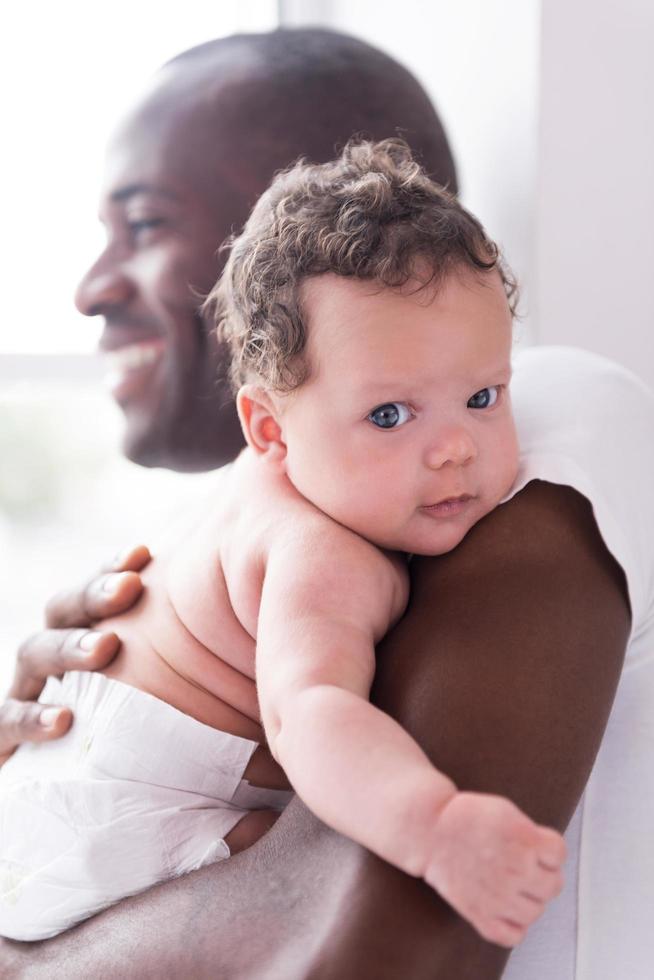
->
xmin=420 ymin=494 xmax=474 ymax=517
xmin=102 ymin=339 xmax=166 ymax=401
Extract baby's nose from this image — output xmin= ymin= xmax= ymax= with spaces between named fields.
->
xmin=424 ymin=428 xmax=477 ymax=470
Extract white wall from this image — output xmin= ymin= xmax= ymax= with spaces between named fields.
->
xmin=282 ymin=0 xmax=654 ymax=385
xmin=537 ymin=0 xmax=654 ymax=384
xmin=281 ymin=0 xmax=541 ymax=347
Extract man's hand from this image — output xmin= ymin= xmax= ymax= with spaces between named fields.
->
xmin=0 ymin=545 xmax=151 ymax=765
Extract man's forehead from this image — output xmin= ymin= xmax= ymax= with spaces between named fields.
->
xmin=116 ymin=58 xmax=267 ymax=147
xmin=102 ymin=76 xmax=265 ymax=205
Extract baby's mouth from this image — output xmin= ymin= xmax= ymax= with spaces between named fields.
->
xmin=420 ymin=494 xmax=474 ymax=517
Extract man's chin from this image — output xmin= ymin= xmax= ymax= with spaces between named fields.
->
xmin=120 ymin=406 xmax=183 ymax=471
xmin=122 ymin=429 xmax=171 ymax=470
xmin=119 ymin=389 xmax=245 ymax=473
xmin=120 ymin=417 xmax=233 ymax=474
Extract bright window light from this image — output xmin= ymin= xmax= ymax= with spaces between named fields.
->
xmin=0 ymin=0 xmax=278 ymax=355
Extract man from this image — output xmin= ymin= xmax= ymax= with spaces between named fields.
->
xmin=0 ymin=29 xmax=634 ymax=979
xmin=2 ymin=25 xmax=456 ymax=749
xmin=76 ymin=29 xmax=457 ymax=474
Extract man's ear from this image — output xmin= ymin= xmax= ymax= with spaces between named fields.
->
xmin=236 ymin=385 xmax=287 ymax=466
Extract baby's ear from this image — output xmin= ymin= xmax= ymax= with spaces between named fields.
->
xmin=236 ymin=385 xmax=287 ymax=466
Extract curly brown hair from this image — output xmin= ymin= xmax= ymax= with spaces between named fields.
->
xmin=208 ymin=139 xmax=517 ymax=392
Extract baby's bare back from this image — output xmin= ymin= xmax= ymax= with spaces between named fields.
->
xmin=99 ymin=452 xmax=315 ymax=788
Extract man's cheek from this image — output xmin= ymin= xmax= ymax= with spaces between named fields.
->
xmin=150 ymin=248 xmax=199 ymax=305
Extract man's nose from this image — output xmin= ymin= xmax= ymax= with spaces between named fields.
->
xmin=74 ymin=250 xmax=133 ymax=317
xmin=424 ymin=426 xmax=477 ymax=470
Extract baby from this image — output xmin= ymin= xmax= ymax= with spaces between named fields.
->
xmin=0 ymin=140 xmax=565 ymax=945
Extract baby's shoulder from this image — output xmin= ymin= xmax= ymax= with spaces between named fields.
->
xmin=269 ymin=505 xmax=410 ymax=630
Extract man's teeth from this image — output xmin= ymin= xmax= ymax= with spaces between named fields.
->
xmin=105 ymin=343 xmax=163 ymax=371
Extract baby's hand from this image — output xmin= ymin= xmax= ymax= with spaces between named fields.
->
xmin=424 ymin=791 xmax=566 ymax=948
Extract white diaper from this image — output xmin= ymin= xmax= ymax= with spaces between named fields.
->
xmin=0 ymin=671 xmax=292 ymax=941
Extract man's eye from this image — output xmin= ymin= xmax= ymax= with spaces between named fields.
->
xmin=367 ymin=402 xmax=413 ymax=429
xmin=467 ymin=386 xmax=501 ymax=410
xmin=127 ymin=218 xmax=165 ymax=239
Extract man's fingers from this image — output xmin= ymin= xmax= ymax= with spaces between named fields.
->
xmin=87 ymin=544 xmax=153 ymax=579
xmin=10 ymin=629 xmax=121 ymax=702
xmin=44 ymin=545 xmax=151 ymax=629
xmin=45 ymin=569 xmax=145 ymax=629
xmin=0 ymin=700 xmax=73 ymax=766
xmin=1 ymin=546 xmax=150 ymax=761
xmin=111 ymin=544 xmax=152 ymax=574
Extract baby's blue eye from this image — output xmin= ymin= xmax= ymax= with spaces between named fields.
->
xmin=467 ymin=386 xmax=500 ymax=410
xmin=367 ymin=402 xmax=413 ymax=429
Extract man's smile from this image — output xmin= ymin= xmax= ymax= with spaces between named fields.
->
xmin=102 ymin=339 xmax=167 ymax=402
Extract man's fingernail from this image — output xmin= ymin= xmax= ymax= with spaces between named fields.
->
xmin=39 ymin=708 xmax=62 ymax=728
xmin=101 ymin=573 xmax=127 ymax=595
xmin=78 ymin=631 xmax=102 ymax=651
xmin=112 ymin=548 xmax=134 ymax=570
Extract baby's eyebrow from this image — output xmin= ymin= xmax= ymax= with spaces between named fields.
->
xmin=479 ymin=360 xmax=512 ymax=381
xmin=355 ymin=378 xmax=412 ymax=394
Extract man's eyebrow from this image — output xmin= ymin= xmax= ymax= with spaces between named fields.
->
xmin=110 ymin=183 xmax=178 ymax=203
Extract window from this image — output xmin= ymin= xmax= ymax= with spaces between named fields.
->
xmin=0 ymin=2 xmax=278 ymax=687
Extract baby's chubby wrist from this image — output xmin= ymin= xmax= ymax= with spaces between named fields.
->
xmin=397 ymin=771 xmax=458 ymax=879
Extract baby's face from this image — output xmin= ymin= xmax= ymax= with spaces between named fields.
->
xmin=276 ymin=270 xmax=519 ymax=555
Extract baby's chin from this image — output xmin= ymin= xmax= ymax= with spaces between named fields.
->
xmin=404 ymin=534 xmax=469 ymax=558
xmin=401 ymin=497 xmax=504 ymax=557
xmin=387 ymin=523 xmax=471 ymax=558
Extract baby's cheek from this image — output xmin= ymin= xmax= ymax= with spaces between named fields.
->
xmin=482 ymin=452 xmax=519 ymax=515
xmin=497 ymin=424 xmax=520 ymax=492
xmin=503 ymin=452 xmax=520 ymax=495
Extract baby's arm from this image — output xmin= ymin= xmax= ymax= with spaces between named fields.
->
xmin=257 ymin=524 xmax=566 ymax=947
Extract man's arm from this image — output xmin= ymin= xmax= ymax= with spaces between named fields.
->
xmin=259 ymin=530 xmax=564 ymax=948
xmin=314 ymin=479 xmax=630 ymax=977
xmin=0 ymin=482 xmax=630 ymax=979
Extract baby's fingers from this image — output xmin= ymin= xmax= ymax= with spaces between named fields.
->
xmin=524 ymin=864 xmax=565 ymax=905
xmin=504 ymin=889 xmax=547 ymax=927
xmin=536 ymin=827 xmax=567 ymax=870
xmin=477 ymin=915 xmax=527 ymax=949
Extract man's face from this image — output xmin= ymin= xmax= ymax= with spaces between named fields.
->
xmin=276 ymin=271 xmax=519 ymax=556
xmin=75 ymin=85 xmax=249 ymax=471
